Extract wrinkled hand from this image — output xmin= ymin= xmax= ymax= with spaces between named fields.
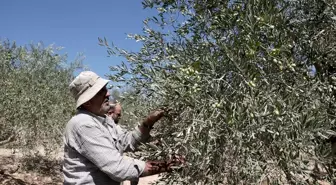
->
xmin=167 ymin=155 xmax=186 ymax=167
xmin=141 ymin=155 xmax=186 ymax=177
xmin=140 ymin=160 xmax=167 ymax=177
xmin=142 ymin=109 xmax=165 ymax=126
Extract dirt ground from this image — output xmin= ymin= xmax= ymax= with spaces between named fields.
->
xmin=1 ymin=147 xmax=333 ymax=185
xmin=0 ymin=148 xmax=160 ymax=185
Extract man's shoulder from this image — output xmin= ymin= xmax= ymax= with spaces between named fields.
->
xmin=70 ymin=112 xmax=92 ymax=122
xmin=66 ymin=112 xmax=98 ymax=131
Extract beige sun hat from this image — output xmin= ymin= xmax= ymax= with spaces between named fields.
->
xmin=69 ymin=71 xmax=109 ymax=108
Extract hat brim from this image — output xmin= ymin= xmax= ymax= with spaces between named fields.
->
xmin=76 ymin=78 xmax=109 ymax=108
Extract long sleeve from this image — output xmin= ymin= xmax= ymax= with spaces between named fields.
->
xmin=75 ymin=124 xmax=146 ymax=182
xmin=105 ymin=117 xmax=151 ymax=152
xmin=116 ymin=123 xmax=151 ymax=152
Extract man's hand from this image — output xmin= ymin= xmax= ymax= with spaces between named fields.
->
xmin=142 ymin=109 xmax=165 ymax=127
xmin=166 ymin=155 xmax=186 ymax=170
xmin=140 ymin=161 xmax=166 ymax=177
xmin=140 ymin=155 xmax=186 ymax=177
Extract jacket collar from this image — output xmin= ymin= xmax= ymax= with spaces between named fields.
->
xmin=77 ymin=109 xmax=106 ymax=124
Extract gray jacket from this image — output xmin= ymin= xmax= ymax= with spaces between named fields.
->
xmin=62 ymin=109 xmax=149 ymax=185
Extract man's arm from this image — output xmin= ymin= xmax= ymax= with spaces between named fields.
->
xmin=115 ymin=109 xmax=165 ymax=152
xmin=114 ymin=124 xmax=151 ymax=152
xmin=74 ymin=124 xmax=181 ymax=181
xmin=75 ymin=124 xmax=146 ymax=182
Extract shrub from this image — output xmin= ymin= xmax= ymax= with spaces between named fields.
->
xmin=0 ymin=40 xmax=83 ymax=153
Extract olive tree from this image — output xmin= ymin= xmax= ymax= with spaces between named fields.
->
xmin=0 ymin=40 xmax=83 ymax=154
xmin=101 ymin=0 xmax=336 ymax=184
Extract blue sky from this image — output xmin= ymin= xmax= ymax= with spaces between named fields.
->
xmin=0 ymin=0 xmax=156 ymax=79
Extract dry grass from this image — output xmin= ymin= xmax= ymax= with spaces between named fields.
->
xmin=0 ymin=148 xmax=160 ymax=185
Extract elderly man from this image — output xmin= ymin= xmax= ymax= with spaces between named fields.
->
xmin=63 ymin=71 xmax=180 ymax=185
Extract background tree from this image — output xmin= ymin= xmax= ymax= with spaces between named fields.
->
xmin=0 ymin=40 xmax=83 ymax=154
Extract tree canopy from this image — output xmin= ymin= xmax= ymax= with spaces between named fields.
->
xmin=101 ymin=0 xmax=336 ymax=184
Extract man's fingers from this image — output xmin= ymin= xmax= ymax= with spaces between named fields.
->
xmin=168 ymin=155 xmax=186 ymax=166
xmin=156 ymin=109 xmax=165 ymax=116
xmin=149 ymin=165 xmax=159 ymax=172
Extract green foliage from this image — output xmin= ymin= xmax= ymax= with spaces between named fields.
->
xmin=102 ymin=0 xmax=336 ymax=184
xmin=0 ymin=40 xmax=83 ymax=152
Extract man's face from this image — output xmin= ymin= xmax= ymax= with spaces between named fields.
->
xmin=112 ymin=104 xmax=122 ymax=123
xmin=85 ymin=86 xmax=110 ymax=116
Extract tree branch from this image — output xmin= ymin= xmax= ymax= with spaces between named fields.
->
xmin=0 ymin=134 xmax=15 ymax=146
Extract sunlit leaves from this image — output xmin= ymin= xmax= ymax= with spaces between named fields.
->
xmin=104 ymin=0 xmax=336 ymax=184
